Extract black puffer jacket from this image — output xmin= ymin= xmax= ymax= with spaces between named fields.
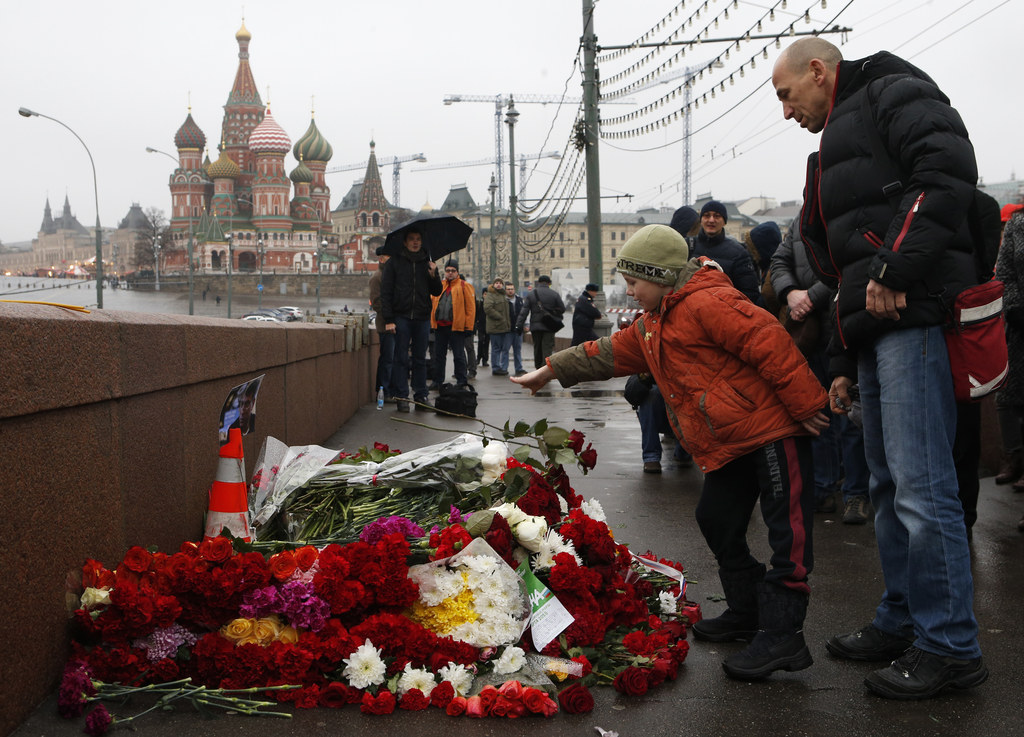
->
xmin=379 ymin=248 xmax=442 ymax=322
xmin=800 ymin=51 xmax=978 ymax=366
xmin=691 ymin=230 xmax=763 ymax=305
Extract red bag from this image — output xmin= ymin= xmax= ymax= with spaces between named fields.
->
xmin=944 ymin=279 xmax=1008 ymax=402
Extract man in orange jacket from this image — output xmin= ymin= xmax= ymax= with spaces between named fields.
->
xmin=513 ymin=224 xmax=829 ymax=682
xmin=430 ymin=259 xmax=476 ymax=389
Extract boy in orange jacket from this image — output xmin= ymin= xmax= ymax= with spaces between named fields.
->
xmin=513 ymin=224 xmax=829 ymax=680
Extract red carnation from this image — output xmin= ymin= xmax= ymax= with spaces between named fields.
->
xmin=398 ymin=688 xmax=430 ymax=710
xmin=558 ymin=682 xmax=595 ymax=713
xmin=429 ymin=680 xmax=455 ymax=708
xmin=318 ymin=682 xmax=350 ymax=708
xmin=360 ymin=689 xmax=396 ymax=715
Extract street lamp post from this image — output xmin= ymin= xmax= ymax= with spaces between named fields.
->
xmin=504 ymin=99 xmax=520 ymax=285
xmin=21 ymin=107 xmax=104 ymax=308
xmin=146 ymin=145 xmax=195 ymax=315
xmin=257 ymin=236 xmax=265 ymax=309
xmin=316 ymin=239 xmax=328 ymax=317
xmin=153 ymin=236 xmax=161 ymax=291
xmin=226 ymin=233 xmax=234 ymax=318
xmin=488 ymin=175 xmax=497 ymax=278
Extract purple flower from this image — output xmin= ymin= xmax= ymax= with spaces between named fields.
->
xmin=57 ymin=662 xmax=94 ymax=718
xmin=448 ymin=505 xmax=468 ymax=524
xmin=131 ymin=624 xmax=199 ymax=662
xmin=239 ymin=585 xmax=282 ymax=619
xmin=359 ymin=516 xmax=425 ymax=544
xmin=84 ymin=705 xmax=112 ymax=736
xmin=278 ymin=580 xmax=331 ymax=632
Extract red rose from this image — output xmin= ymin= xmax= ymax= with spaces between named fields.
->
xmin=198 ymin=537 xmax=232 ymax=563
xmin=268 ymin=550 xmax=297 ymax=581
xmin=558 ymin=682 xmax=595 ymax=714
xmin=446 ymin=696 xmax=468 ymax=716
xmin=360 ymin=690 xmax=396 ymax=715
xmin=121 ymin=546 xmax=152 ymax=574
xmin=294 ymin=545 xmax=319 ymax=571
xmin=613 ymin=666 xmax=649 ymax=696
xmin=399 ymin=689 xmax=430 ymax=710
xmin=567 ymin=430 xmax=586 ymax=453
xmin=497 ymin=680 xmax=524 ymax=700
xmin=318 ymin=682 xmax=350 ymax=708
xmin=465 ymin=695 xmax=486 ymax=718
xmin=579 ymin=443 xmax=598 ymax=470
xmin=477 ymin=684 xmax=499 ymax=712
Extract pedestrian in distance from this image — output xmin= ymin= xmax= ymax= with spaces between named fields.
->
xmin=505 ymin=282 xmax=527 ymax=376
xmin=515 ymin=274 xmax=565 ymax=369
xmin=570 ymin=283 xmax=602 ymax=346
xmin=483 ymin=277 xmax=512 ymax=375
xmin=368 ymin=243 xmax=395 ymax=401
xmin=773 ymin=36 xmax=987 ymax=699
xmin=429 ymin=259 xmax=475 ymax=391
xmin=512 ymin=224 xmax=829 ymax=682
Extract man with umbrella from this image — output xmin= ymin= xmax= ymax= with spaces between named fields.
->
xmin=380 ymin=226 xmax=443 ymax=412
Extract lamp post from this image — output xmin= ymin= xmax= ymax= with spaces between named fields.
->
xmin=153 ymin=236 xmax=161 ymax=291
xmin=488 ymin=174 xmax=497 ymax=278
xmin=146 ymin=145 xmax=195 ymax=314
xmin=226 ymin=232 xmax=234 ymax=318
xmin=504 ymin=98 xmax=520 ymax=285
xmin=21 ymin=107 xmax=104 ymax=308
xmin=257 ymin=236 xmax=265 ymax=309
xmin=316 ymin=239 xmax=328 ymax=317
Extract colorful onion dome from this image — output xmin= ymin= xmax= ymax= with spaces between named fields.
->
xmin=174 ymin=112 xmax=206 ymax=151
xmin=290 ymin=158 xmax=313 ymax=183
xmin=248 ymin=107 xmax=291 ymax=154
xmin=208 ymin=149 xmax=241 ymax=179
xmin=293 ymin=117 xmax=333 ymax=163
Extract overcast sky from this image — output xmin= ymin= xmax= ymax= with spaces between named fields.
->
xmin=1 ymin=0 xmax=1018 ymax=244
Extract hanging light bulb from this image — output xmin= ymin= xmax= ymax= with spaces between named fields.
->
xmin=770 ymin=9 xmax=775 ymax=20
xmin=757 ymin=20 xmax=763 ymax=31
xmin=740 ymin=65 xmax=745 ymax=77
xmin=763 ymin=48 xmax=769 ymax=59
xmin=789 ymin=24 xmax=796 ymax=35
xmin=781 ymin=0 xmax=787 ymax=8
xmin=725 ymin=48 xmax=730 ymax=59
xmin=751 ymin=56 xmax=757 ymax=68
xmin=729 ymin=74 xmax=735 ymax=85
xmin=711 ymin=88 xmax=716 ymax=98
xmin=821 ymin=0 xmax=827 ymax=7
xmin=804 ymin=10 xmax=811 ymax=23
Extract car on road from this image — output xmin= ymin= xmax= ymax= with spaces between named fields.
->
xmin=241 ymin=308 xmax=294 ymax=322
xmin=277 ymin=306 xmax=304 ymax=320
xmin=241 ymin=314 xmax=277 ymax=322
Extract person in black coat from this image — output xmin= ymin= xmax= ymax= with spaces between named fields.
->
xmin=515 ymin=275 xmax=566 ymax=368
xmin=692 ymin=200 xmax=764 ymax=306
xmin=570 ymin=283 xmax=602 ymax=346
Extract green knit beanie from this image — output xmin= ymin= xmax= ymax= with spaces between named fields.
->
xmin=616 ymin=224 xmax=689 ymax=286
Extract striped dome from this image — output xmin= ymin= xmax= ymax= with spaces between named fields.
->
xmin=208 ymin=150 xmax=241 ymax=179
xmin=290 ymin=159 xmax=314 ymax=183
xmin=174 ymin=112 xmax=206 ymax=151
xmin=293 ymin=117 xmax=333 ymax=163
xmin=248 ymin=108 xmax=291 ymax=154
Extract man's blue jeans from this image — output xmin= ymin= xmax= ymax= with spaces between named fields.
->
xmin=393 ymin=316 xmax=431 ymax=401
xmin=807 ymin=350 xmax=869 ymax=502
xmin=510 ymin=333 xmax=524 ymax=374
xmin=637 ymin=385 xmax=684 ymax=462
xmin=859 ymin=326 xmax=980 ymax=659
xmin=490 ymin=332 xmax=512 ymax=372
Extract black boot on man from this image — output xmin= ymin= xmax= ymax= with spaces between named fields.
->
xmin=692 ymin=564 xmax=765 ymax=642
xmin=722 ymin=583 xmax=812 ymax=680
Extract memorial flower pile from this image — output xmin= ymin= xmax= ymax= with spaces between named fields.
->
xmin=60 ymin=420 xmax=699 ymax=733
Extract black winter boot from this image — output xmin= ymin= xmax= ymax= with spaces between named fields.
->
xmin=692 ymin=564 xmax=765 ymax=642
xmin=722 ymin=583 xmax=813 ymax=680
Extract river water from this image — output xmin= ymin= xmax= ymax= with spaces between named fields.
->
xmin=0 ymin=276 xmax=367 ymax=319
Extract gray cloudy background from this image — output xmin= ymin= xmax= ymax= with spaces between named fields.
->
xmin=1 ymin=0 xmax=1018 ymax=244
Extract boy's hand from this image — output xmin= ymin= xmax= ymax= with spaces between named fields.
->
xmin=800 ymin=411 xmax=830 ymax=436
xmin=510 ymin=365 xmax=554 ymax=395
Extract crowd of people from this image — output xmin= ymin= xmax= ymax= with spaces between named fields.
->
xmin=506 ymin=36 xmax=1024 ymax=703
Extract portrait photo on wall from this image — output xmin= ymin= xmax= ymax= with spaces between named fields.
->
xmin=218 ymin=374 xmax=264 ymax=443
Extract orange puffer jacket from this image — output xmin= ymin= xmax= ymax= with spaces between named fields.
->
xmin=430 ymin=277 xmax=476 ymax=331
xmin=551 ymin=261 xmax=827 ymax=472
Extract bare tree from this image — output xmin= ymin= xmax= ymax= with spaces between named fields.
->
xmin=133 ymin=207 xmax=168 ymax=271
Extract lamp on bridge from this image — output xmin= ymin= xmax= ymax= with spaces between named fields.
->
xmin=153 ymin=236 xmax=161 ymax=291
xmin=257 ymin=236 xmax=265 ymax=309
xmin=146 ymin=145 xmax=195 ymax=314
xmin=226 ymin=232 xmax=234 ymax=318
xmin=504 ymin=98 xmax=520 ymax=285
xmin=21 ymin=107 xmax=104 ymax=308
xmin=316 ymin=238 xmax=328 ymax=317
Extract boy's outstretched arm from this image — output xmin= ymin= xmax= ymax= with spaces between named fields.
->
xmin=510 ymin=365 xmax=555 ymax=395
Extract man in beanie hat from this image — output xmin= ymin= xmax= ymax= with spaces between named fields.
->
xmin=693 ymin=200 xmax=763 ymax=305
xmin=515 ymin=274 xmax=566 ymax=368
xmin=571 ymin=282 xmax=603 ymax=346
xmin=513 ymin=223 xmax=829 ymax=682
xmin=745 ymin=221 xmax=783 ymax=282
xmin=430 ymin=259 xmax=476 ymax=390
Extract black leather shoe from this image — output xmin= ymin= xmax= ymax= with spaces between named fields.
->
xmin=826 ymin=624 xmax=914 ymax=662
xmin=722 ymin=630 xmax=813 ymax=680
xmin=692 ymin=609 xmax=758 ymax=642
xmin=864 ymin=646 xmax=988 ymax=700
xmin=395 ymin=400 xmax=410 ymax=413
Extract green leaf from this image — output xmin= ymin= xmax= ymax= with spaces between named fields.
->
xmin=552 ymin=448 xmax=578 ymax=467
xmin=512 ymin=445 xmax=533 ymax=462
xmin=464 ymin=510 xmax=495 ymax=537
xmin=513 ymin=420 xmax=532 ymax=436
xmin=542 ymin=427 xmax=570 ymax=449
xmin=532 ymin=418 xmax=549 ymax=435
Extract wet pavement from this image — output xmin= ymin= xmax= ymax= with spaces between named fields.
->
xmin=13 ymin=367 xmax=1024 ymax=737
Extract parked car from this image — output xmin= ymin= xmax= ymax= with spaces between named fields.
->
xmin=243 ymin=308 xmax=293 ymax=322
xmin=277 ymin=306 xmax=304 ymax=321
xmin=241 ymin=314 xmax=277 ymax=322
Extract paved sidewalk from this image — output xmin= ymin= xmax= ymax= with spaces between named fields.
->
xmin=14 ymin=368 xmax=1024 ymax=737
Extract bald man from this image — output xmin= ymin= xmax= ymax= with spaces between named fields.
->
xmin=772 ymin=38 xmax=986 ymax=700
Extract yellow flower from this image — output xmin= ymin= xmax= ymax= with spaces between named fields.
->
xmin=221 ymin=618 xmax=256 ymax=644
xmin=278 ymin=626 xmax=299 ymax=645
xmin=255 ymin=615 xmax=284 ymax=645
xmin=406 ymin=574 xmax=479 ymax=634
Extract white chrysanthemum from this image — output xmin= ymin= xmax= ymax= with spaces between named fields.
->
xmin=397 ymin=663 xmax=436 ymax=696
xmin=463 ymin=554 xmax=498 ymax=574
xmin=493 ymin=645 xmax=526 ymax=675
xmin=491 ymin=502 xmax=527 ymax=527
xmin=581 ymin=498 xmax=607 ymax=522
xmin=342 ymin=639 xmax=387 ymax=689
xmin=489 ymin=613 xmax=522 ymax=645
xmin=659 ymin=591 xmax=678 ymax=615
xmin=436 ymin=570 xmax=467 ymax=599
xmin=438 ymin=662 xmax=475 ymax=696
xmin=512 ymin=547 xmax=529 ymax=567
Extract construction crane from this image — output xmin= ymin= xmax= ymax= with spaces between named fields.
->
xmin=324 ymin=152 xmax=427 ymax=208
xmin=443 ymin=94 xmax=584 ymax=209
xmin=412 ymin=151 xmax=561 ymax=203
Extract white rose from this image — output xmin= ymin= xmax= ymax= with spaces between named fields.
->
xmin=480 ymin=442 xmax=509 ymax=472
xmin=514 ymin=516 xmax=548 ymax=552
xmin=492 ymin=502 xmax=527 ymax=527
xmin=80 ymin=587 xmax=111 ymax=610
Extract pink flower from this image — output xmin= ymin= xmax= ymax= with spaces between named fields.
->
xmin=465 ymin=695 xmax=487 ymax=718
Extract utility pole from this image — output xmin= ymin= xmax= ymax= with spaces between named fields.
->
xmin=581 ymin=0 xmax=603 ymax=291
xmin=505 ymin=98 xmax=520 ymax=285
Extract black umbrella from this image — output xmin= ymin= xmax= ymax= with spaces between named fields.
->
xmin=382 ymin=215 xmax=474 ymax=261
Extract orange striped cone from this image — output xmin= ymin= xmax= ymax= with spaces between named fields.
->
xmin=204 ymin=427 xmax=252 ymax=541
